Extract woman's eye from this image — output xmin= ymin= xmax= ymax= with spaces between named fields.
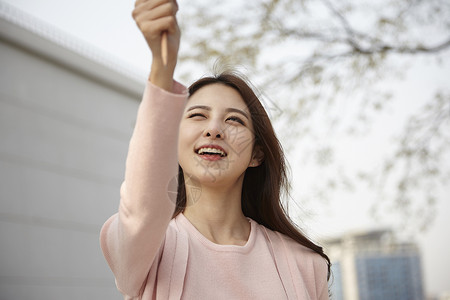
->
xmin=226 ymin=116 xmax=245 ymax=125
xmin=188 ymin=113 xmax=206 ymax=119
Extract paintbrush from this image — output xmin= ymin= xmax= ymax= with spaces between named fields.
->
xmin=161 ymin=31 xmax=168 ymax=66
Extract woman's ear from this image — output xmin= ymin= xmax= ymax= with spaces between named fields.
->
xmin=249 ymin=144 xmax=264 ymax=167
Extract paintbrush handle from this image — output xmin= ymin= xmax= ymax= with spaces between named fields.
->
xmin=161 ymin=31 xmax=168 ymax=66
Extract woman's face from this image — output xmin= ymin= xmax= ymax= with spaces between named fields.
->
xmin=178 ymin=83 xmax=259 ymax=186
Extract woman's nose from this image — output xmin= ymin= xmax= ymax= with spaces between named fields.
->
xmin=203 ymin=120 xmax=224 ymax=139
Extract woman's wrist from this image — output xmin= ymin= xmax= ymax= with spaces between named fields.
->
xmin=149 ymin=59 xmax=177 ymax=92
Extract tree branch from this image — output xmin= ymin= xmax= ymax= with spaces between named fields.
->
xmin=318 ymin=0 xmax=450 ymax=55
xmin=319 ymin=0 xmax=379 ymax=49
xmin=375 ymin=37 xmax=450 ymax=54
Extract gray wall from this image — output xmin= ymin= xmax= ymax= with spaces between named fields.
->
xmin=0 ymin=17 xmax=142 ymax=300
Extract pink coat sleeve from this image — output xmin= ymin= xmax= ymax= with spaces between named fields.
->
xmin=100 ymin=80 xmax=188 ymax=297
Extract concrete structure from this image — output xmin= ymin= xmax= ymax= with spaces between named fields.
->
xmin=325 ymin=229 xmax=425 ymax=300
xmin=0 ymin=2 xmax=146 ymax=299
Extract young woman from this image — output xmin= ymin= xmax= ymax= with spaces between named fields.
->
xmin=100 ymin=0 xmax=331 ymax=299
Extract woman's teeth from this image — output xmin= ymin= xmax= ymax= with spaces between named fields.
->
xmin=197 ymin=147 xmax=226 ymax=157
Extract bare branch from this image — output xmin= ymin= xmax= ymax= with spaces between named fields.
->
xmin=375 ymin=37 xmax=450 ymax=54
xmin=317 ymin=0 xmax=450 ymax=55
xmin=320 ymin=0 xmax=355 ymax=37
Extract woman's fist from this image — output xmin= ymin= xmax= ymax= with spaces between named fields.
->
xmin=132 ymin=0 xmax=180 ymax=70
xmin=132 ymin=0 xmax=180 ymax=89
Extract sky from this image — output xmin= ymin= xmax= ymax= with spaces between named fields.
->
xmin=1 ymin=0 xmax=449 ymax=296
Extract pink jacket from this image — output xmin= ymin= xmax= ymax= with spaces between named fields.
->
xmin=100 ymin=81 xmax=329 ymax=300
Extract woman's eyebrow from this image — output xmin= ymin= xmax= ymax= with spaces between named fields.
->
xmin=186 ymin=105 xmax=211 ymax=112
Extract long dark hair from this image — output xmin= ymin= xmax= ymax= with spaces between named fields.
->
xmin=173 ymin=71 xmax=331 ymax=279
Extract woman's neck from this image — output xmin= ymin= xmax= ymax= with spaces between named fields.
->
xmin=182 ymin=181 xmax=250 ymax=246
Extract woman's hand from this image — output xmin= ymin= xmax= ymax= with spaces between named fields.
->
xmin=132 ymin=0 xmax=180 ymax=90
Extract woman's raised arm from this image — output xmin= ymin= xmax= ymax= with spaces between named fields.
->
xmin=100 ymin=0 xmax=187 ymax=297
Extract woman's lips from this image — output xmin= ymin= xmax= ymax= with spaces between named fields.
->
xmin=195 ymin=145 xmax=228 ymax=161
xmin=198 ymin=153 xmax=225 ymax=161
xmin=195 ymin=145 xmax=227 ymax=157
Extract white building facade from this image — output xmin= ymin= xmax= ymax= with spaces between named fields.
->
xmin=0 ymin=3 xmax=145 ymax=299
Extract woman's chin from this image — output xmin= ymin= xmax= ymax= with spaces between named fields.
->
xmin=195 ymin=170 xmax=229 ymax=185
xmin=180 ymin=156 xmax=247 ymax=187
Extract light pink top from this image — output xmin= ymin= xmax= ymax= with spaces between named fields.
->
xmin=100 ymin=81 xmax=329 ymax=300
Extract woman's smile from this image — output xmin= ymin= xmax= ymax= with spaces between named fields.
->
xmin=196 ymin=144 xmax=227 ymax=161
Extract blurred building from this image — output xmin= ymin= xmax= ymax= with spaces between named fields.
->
xmin=0 ymin=3 xmax=144 ymax=299
xmin=325 ymin=229 xmax=425 ymax=300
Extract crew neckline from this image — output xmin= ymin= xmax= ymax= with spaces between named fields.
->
xmin=176 ymin=212 xmax=256 ymax=253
